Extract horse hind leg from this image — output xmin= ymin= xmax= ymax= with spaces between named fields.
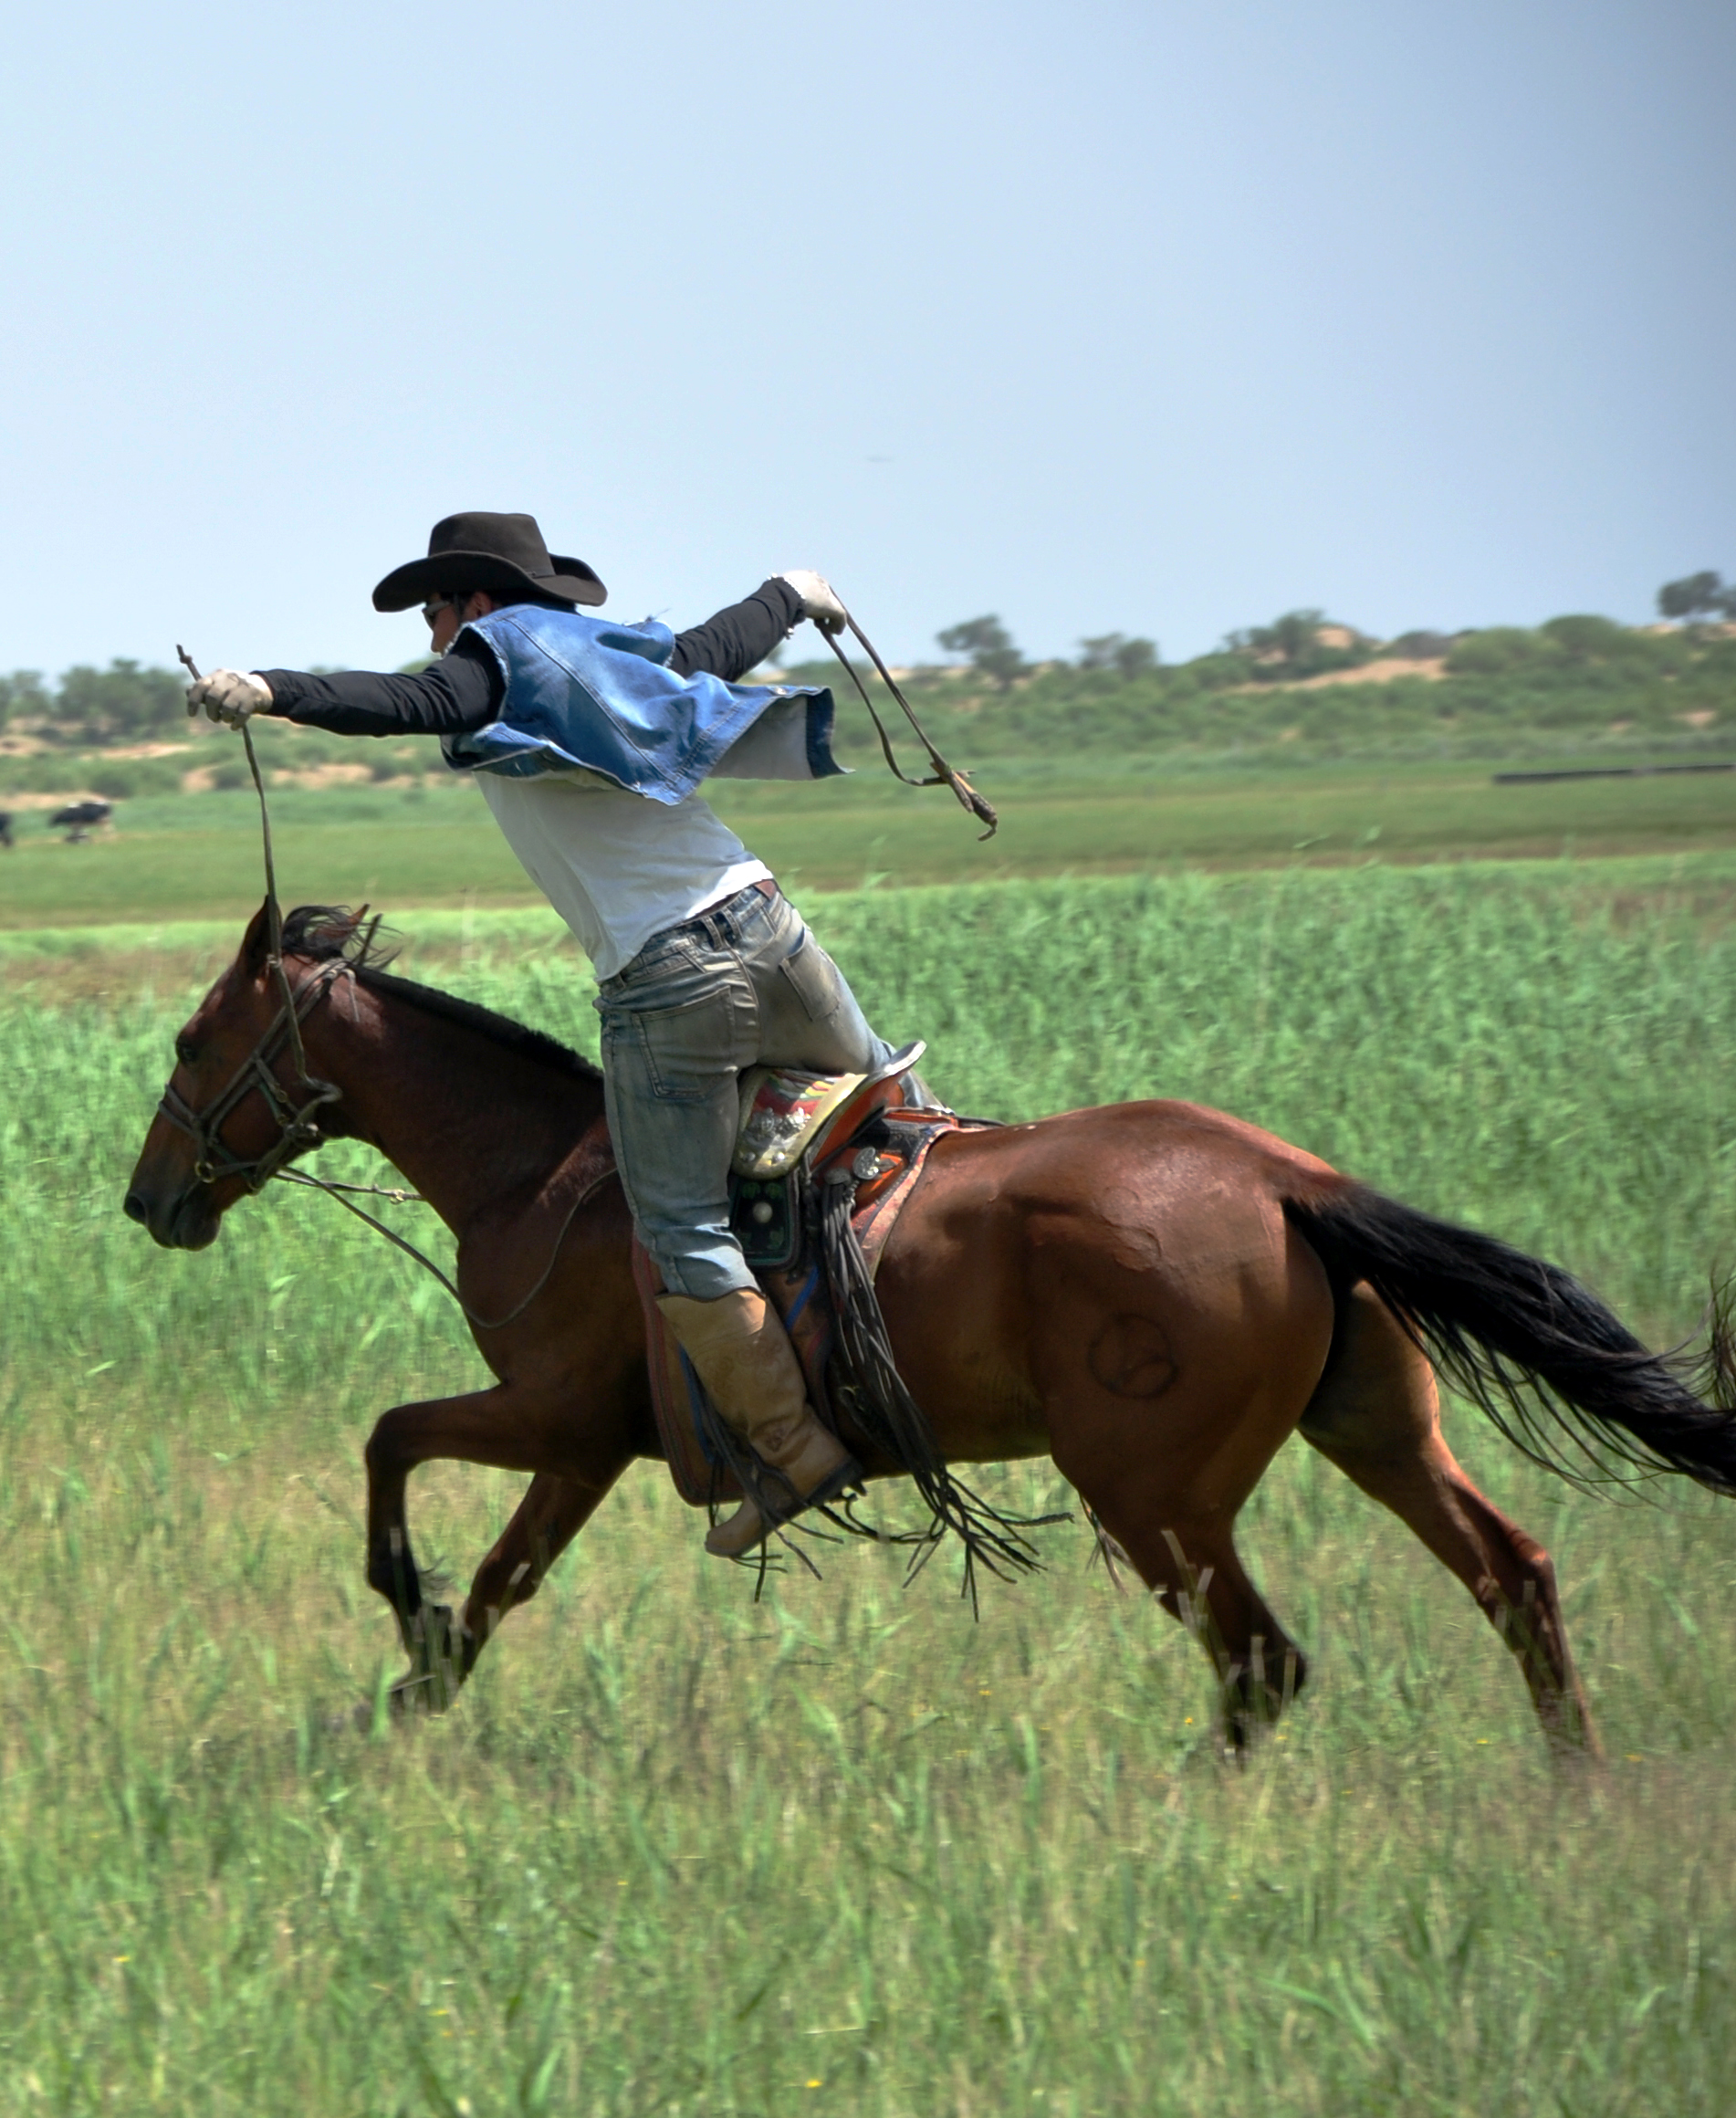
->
xmin=1299 ymin=1281 xmax=1600 ymax=1759
xmin=1061 ymin=1400 xmax=1311 ymax=1752
xmin=1097 ymin=1511 xmax=1309 ymax=1755
xmin=1042 ymin=1235 xmax=1330 ymax=1755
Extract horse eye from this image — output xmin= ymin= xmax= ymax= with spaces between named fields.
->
xmin=174 ymin=1034 xmax=198 ymax=1067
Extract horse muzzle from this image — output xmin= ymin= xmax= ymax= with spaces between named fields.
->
xmin=123 ymin=1177 xmax=223 ymax=1251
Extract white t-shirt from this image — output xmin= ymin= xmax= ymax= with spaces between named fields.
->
xmin=472 ymin=692 xmax=837 ymax=979
xmin=478 ymin=771 xmax=770 ymax=980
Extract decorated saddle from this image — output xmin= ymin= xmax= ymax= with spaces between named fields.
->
xmin=632 ymin=1049 xmax=1053 ymax=1586
xmin=632 ymin=1043 xmax=964 ymax=1503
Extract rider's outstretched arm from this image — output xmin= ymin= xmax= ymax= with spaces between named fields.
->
xmin=243 ymin=578 xmax=808 ymax=741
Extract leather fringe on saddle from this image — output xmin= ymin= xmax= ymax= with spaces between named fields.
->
xmin=816 ymin=1166 xmax=1053 ymax=1608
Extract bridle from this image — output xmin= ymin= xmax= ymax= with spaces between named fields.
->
xmin=154 ymin=953 xmax=352 ymax=1192
xmin=152 ymin=917 xmax=598 ymax=1328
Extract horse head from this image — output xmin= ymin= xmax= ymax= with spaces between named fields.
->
xmin=123 ymin=900 xmax=368 ymax=1249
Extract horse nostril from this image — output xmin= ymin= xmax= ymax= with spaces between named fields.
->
xmin=123 ymin=1190 xmax=149 ymax=1224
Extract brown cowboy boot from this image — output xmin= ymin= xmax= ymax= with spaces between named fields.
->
xmin=656 ymin=1288 xmax=860 ymax=1557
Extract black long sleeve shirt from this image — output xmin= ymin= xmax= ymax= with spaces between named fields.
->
xmin=257 ymin=578 xmax=803 ymax=740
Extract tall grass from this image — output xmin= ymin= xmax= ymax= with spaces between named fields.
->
xmin=2 ymin=861 xmax=1734 ymax=2113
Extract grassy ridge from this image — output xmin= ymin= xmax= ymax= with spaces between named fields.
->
xmin=5 ymin=615 xmax=1731 ymax=800
xmin=794 ymin=613 xmax=1736 ymax=766
xmin=3 ymin=864 xmax=1736 ymax=2111
xmin=4 ymin=758 xmax=1736 ymax=930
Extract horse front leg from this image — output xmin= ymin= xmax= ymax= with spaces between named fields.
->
xmin=457 ymin=1453 xmax=632 ymax=1678
xmin=362 ymin=1385 xmax=498 ymax=1711
xmin=361 ymin=1382 xmax=639 ymax=1717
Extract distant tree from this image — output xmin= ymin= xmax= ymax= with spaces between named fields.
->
xmin=1260 ymin=610 xmax=1324 ymax=668
xmin=936 ymin=614 xmax=1025 ymax=690
xmin=0 ymin=670 xmax=50 ymax=729
xmin=1224 ymin=609 xmax=1377 ymax=682
xmin=54 ymin=659 xmax=185 ymax=743
xmin=1078 ymin=633 xmax=1159 ymax=680
xmin=1225 ymin=609 xmax=1324 ymax=676
xmin=1658 ymin=571 xmax=1730 ymax=622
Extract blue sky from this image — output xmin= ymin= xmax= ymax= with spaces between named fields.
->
xmin=2 ymin=0 xmax=1731 ymax=678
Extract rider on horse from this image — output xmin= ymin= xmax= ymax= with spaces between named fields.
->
xmin=186 ymin=511 xmax=894 ymax=1557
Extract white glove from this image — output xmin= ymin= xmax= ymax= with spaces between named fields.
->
xmin=187 ymin=668 xmax=274 ymax=728
xmin=776 ymin=569 xmax=848 ymax=636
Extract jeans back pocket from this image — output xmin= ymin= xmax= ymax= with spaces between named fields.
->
xmin=777 ymin=933 xmax=843 ymax=1024
xmin=631 ymin=988 xmax=738 ymax=1104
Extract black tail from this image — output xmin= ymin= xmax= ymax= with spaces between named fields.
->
xmin=1284 ymin=1185 xmax=1736 ymax=1495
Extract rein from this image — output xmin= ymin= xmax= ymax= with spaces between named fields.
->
xmin=820 ymin=613 xmax=999 ymax=841
xmin=169 ymin=648 xmax=595 ymax=1332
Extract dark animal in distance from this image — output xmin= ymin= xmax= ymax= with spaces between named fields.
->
xmin=0 ymin=811 xmax=13 ymax=849
xmin=124 ymin=903 xmax=1736 ymax=1757
xmin=49 ymin=799 xmax=112 ymax=842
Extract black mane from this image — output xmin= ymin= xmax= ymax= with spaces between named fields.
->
xmin=281 ymin=904 xmax=602 ymax=1085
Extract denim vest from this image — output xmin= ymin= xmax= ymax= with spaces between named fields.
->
xmin=443 ymin=604 xmax=841 ymax=801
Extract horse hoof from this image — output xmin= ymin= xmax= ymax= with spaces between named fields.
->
xmin=327 ymin=1692 xmax=399 ymax=1736
xmin=392 ymin=1605 xmax=469 ymax=1715
xmin=389 ymin=1670 xmax=455 ymax=1716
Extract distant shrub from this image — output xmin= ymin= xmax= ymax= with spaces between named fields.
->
xmin=0 ymin=754 xmax=73 ymax=796
xmin=86 ymin=757 xmax=183 ymax=800
xmin=85 ymin=762 xmax=138 ymax=800
xmin=1539 ymin=614 xmax=1629 ymax=658
xmin=1224 ymin=611 xmax=1372 ymax=682
xmin=1444 ymin=628 xmax=1551 ymax=676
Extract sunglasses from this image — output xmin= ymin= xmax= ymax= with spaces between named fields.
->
xmin=421 ymin=595 xmax=463 ymax=629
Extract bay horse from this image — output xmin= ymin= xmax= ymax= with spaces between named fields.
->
xmin=123 ymin=904 xmax=1736 ymax=1756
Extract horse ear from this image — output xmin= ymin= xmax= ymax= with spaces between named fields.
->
xmin=239 ymin=899 xmax=275 ymax=976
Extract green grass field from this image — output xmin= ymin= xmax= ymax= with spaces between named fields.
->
xmin=2 ymin=750 xmax=1735 ymax=931
xmin=3 ymin=860 xmax=1736 ymax=2113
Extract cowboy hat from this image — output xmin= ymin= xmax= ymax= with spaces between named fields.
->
xmin=371 ymin=511 xmax=606 ymax=612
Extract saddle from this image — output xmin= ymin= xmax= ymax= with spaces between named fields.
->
xmin=631 ymin=1042 xmax=979 ymax=1510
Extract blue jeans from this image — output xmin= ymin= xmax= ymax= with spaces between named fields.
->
xmin=595 ymin=883 xmax=896 ymax=1300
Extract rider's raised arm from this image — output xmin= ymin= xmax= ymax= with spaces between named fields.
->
xmin=251 ymin=573 xmax=807 ymax=737
xmin=253 ymin=639 xmax=502 ymax=739
xmin=669 ymin=578 xmax=802 ymax=681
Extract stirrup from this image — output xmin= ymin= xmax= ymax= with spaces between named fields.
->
xmin=706 ymin=1452 xmax=863 ymax=1558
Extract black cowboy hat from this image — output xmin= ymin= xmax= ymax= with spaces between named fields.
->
xmin=371 ymin=511 xmax=606 ymax=613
